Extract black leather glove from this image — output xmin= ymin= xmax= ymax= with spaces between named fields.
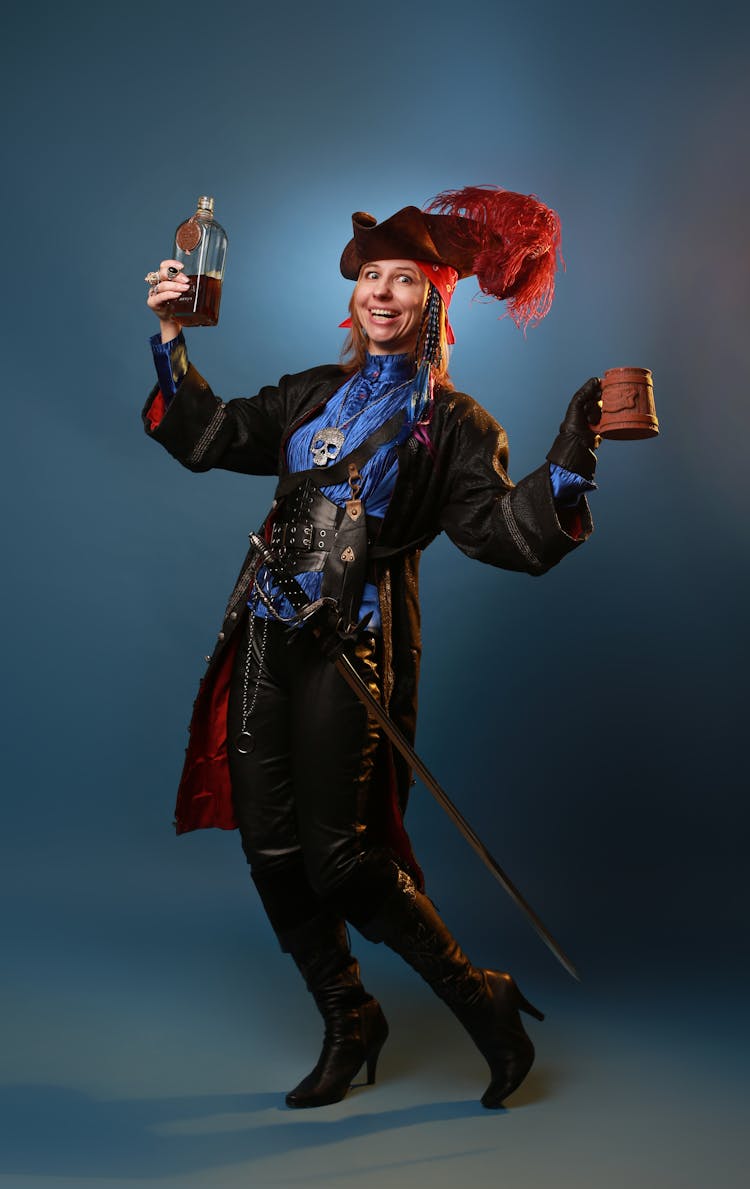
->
xmin=546 ymin=377 xmax=602 ymax=481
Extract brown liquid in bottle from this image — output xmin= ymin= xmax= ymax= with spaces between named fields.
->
xmin=165 ymin=274 xmax=222 ymax=327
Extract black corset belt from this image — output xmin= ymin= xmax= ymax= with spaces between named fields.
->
xmin=270 ymin=480 xmax=382 ymax=574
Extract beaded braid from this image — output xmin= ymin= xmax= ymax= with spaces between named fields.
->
xmin=409 ymin=283 xmax=443 ymax=424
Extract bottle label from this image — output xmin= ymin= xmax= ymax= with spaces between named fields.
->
xmin=176 ymin=218 xmax=202 ymax=252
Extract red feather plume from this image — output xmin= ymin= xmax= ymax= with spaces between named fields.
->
xmin=427 ymin=185 xmax=563 ymax=329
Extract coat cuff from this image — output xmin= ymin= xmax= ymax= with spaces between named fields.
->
xmin=505 ymin=463 xmax=593 ymax=571
xmin=142 ymin=364 xmax=228 ymax=470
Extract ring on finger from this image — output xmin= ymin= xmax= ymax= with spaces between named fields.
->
xmin=145 ymin=270 xmax=160 ymax=286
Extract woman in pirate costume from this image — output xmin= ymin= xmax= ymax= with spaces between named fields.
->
xmin=143 ymin=185 xmax=602 ymax=1110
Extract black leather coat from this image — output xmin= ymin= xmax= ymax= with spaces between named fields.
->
xmin=143 ymin=361 xmax=592 ymax=844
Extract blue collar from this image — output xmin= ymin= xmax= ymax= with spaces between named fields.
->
xmin=361 ymin=351 xmax=414 ymax=383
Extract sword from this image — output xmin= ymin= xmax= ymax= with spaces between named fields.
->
xmin=248 ymin=532 xmax=581 ymax=982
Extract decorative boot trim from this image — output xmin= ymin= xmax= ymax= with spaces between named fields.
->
xmin=359 ymin=867 xmax=486 ymax=1007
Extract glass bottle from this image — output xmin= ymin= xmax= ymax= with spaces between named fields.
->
xmin=165 ymin=196 xmax=228 ymax=326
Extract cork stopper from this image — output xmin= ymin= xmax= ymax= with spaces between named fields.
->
xmin=197 ymin=196 xmax=214 ymax=214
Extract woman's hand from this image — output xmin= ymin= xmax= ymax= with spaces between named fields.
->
xmin=145 ymin=259 xmax=190 ymax=343
xmin=546 ymin=377 xmax=603 ymax=480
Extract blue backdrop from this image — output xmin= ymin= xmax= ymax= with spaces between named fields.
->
xmin=2 ymin=2 xmax=748 ymax=1185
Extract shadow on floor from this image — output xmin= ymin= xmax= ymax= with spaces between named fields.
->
xmin=0 ymin=1068 xmax=556 ymax=1180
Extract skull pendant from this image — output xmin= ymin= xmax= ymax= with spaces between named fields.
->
xmin=310 ymin=427 xmax=345 ymax=467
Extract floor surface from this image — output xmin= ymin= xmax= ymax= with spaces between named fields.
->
xmin=2 ymin=907 xmax=746 ymax=1189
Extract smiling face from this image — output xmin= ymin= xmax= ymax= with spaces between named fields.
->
xmin=352 ymin=260 xmax=428 ymax=355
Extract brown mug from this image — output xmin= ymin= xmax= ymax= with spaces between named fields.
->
xmin=598 ymin=367 xmax=659 ymax=440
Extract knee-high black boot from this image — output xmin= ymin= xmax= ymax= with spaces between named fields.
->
xmin=341 ymin=859 xmax=543 ymax=1109
xmin=278 ymin=915 xmax=389 ymax=1108
xmin=251 ymin=864 xmax=388 ymax=1108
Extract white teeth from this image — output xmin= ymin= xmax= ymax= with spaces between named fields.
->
xmin=371 ymin=309 xmax=397 ymax=318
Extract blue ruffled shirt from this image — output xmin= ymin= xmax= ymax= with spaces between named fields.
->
xmin=151 ymin=333 xmax=595 ymax=628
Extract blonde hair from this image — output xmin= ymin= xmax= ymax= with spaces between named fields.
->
xmin=340 ymin=282 xmax=454 ymax=393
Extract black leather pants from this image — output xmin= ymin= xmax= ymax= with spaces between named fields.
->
xmin=227 ymin=614 xmax=382 ymax=913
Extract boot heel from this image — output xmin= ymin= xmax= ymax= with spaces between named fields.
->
xmin=490 ymin=972 xmax=545 ymax=1022
xmin=364 ymin=1006 xmax=389 ymax=1085
xmin=515 ymin=987 xmax=544 ymax=1022
xmin=508 ymin=979 xmax=541 ymax=1027
xmin=366 ymin=1046 xmax=381 ymax=1085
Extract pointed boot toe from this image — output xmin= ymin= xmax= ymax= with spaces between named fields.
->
xmin=473 ymin=972 xmax=541 ymax=1108
xmin=285 ymin=999 xmax=389 ymax=1108
xmin=479 ymin=1032 xmax=535 ymax=1108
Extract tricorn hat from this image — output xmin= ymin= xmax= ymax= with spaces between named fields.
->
xmin=340 ymin=184 xmax=563 ymax=329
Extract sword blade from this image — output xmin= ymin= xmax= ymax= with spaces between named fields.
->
xmin=334 ymin=651 xmax=581 ymax=982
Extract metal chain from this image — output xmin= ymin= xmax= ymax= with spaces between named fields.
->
xmin=238 ymin=601 xmax=270 ymax=741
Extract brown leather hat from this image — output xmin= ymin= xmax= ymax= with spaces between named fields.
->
xmin=340 ymin=207 xmax=488 ymax=281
